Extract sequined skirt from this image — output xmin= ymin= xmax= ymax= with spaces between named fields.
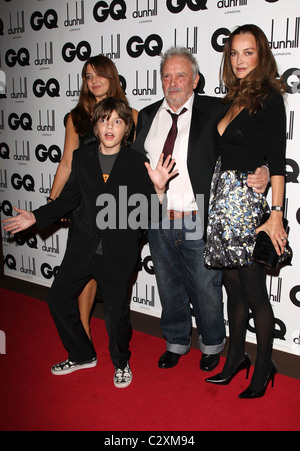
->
xmin=204 ymin=158 xmax=269 ymax=269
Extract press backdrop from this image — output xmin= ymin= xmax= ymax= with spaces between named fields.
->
xmin=1 ymin=0 xmax=299 ymax=355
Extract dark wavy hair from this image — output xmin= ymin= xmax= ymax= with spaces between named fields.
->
xmin=221 ymin=24 xmax=286 ymax=114
xmin=92 ymin=97 xmax=133 ymax=147
xmin=71 ymin=55 xmax=127 ymax=137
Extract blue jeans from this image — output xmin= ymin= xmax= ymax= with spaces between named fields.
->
xmin=148 ymin=213 xmax=226 ymax=355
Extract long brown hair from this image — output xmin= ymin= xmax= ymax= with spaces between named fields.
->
xmin=71 ymin=55 xmax=127 ymax=136
xmin=221 ymin=24 xmax=285 ymax=114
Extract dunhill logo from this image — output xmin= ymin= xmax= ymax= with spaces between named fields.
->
xmin=132 ymin=70 xmax=157 ymax=96
xmin=20 ymin=256 xmax=36 ymax=276
xmin=42 ymin=235 xmax=60 ymax=254
xmin=269 ymin=17 xmax=300 ymax=49
xmin=35 ymin=42 xmax=54 ymax=66
xmin=66 ymin=73 xmax=81 ymax=97
xmin=17 ymin=200 xmax=33 ymax=212
xmin=39 ymin=173 xmax=55 ymax=194
xmin=132 ymin=0 xmax=158 ymax=18
xmin=11 ymin=77 xmax=27 ymax=99
xmin=174 ymin=27 xmax=198 ymax=54
xmin=0 ymin=73 xmax=6 ymax=99
xmin=100 ymin=34 xmax=121 ymax=59
xmin=65 ymin=1 xmax=85 ymax=27
xmin=0 ymin=170 xmax=8 ymax=189
xmin=8 ymin=11 xmax=25 ymax=35
xmin=217 ymin=0 xmax=247 ymax=7
xmin=0 ymin=111 xmax=4 ymax=130
xmin=286 ymin=111 xmax=294 ymax=140
xmin=133 ymin=283 xmax=155 ymax=307
xmin=268 ymin=276 xmax=283 ymax=304
xmin=14 ymin=141 xmax=30 ymax=162
xmin=2 ymin=229 xmax=10 ymax=244
xmin=37 ymin=110 xmax=55 ymax=132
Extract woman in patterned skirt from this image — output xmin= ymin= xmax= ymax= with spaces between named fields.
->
xmin=204 ymin=25 xmax=288 ymax=398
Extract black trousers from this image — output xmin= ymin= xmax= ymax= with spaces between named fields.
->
xmin=47 ymin=254 xmax=132 ymax=369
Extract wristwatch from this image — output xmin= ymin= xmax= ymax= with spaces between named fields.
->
xmin=271 ymin=206 xmax=283 ymax=211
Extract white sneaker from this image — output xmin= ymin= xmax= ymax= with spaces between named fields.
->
xmin=51 ymin=356 xmax=97 ymax=375
xmin=113 ymin=363 xmax=132 ymax=388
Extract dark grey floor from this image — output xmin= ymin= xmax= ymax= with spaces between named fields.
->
xmin=1 ymin=273 xmax=299 ymax=380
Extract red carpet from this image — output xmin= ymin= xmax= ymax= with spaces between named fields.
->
xmin=0 ymin=287 xmax=299 ymax=432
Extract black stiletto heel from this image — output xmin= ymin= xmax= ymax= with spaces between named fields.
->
xmin=238 ymin=361 xmax=277 ymax=399
xmin=205 ymin=354 xmax=251 ymax=385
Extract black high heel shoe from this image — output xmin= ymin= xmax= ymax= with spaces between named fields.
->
xmin=205 ymin=354 xmax=251 ymax=385
xmin=238 ymin=361 xmax=277 ymax=399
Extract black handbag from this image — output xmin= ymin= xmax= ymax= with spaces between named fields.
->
xmin=253 ymin=214 xmax=292 ymax=269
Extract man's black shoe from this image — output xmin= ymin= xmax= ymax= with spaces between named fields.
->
xmin=158 ymin=351 xmax=182 ymax=369
xmin=200 ymin=353 xmax=220 ymax=372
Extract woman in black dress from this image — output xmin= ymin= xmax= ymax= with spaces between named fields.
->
xmin=204 ymin=25 xmax=289 ymax=398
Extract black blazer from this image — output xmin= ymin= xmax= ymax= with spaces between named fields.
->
xmin=131 ymin=94 xmax=227 ymax=240
xmin=33 ymin=143 xmax=156 ymax=278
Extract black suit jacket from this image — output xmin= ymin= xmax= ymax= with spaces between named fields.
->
xmin=33 ymin=144 xmax=156 ymax=278
xmin=131 ymin=93 xmax=227 ymax=240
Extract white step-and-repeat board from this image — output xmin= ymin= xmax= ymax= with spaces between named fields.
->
xmin=1 ymin=0 xmax=299 ymax=356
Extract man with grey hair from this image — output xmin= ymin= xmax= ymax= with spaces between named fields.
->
xmin=132 ymin=47 xmax=268 ymax=372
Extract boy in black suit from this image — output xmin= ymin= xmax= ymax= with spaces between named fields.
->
xmin=3 ymin=97 xmax=176 ymax=388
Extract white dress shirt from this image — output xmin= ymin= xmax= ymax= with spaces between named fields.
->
xmin=144 ymin=93 xmax=197 ymax=212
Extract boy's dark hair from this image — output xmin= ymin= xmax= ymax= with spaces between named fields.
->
xmin=92 ymin=97 xmax=133 ymax=146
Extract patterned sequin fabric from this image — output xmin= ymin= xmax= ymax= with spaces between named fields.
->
xmin=204 ymin=158 xmax=270 ymax=269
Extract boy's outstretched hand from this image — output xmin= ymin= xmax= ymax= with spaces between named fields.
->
xmin=145 ymin=153 xmax=179 ymax=193
xmin=2 ymin=207 xmax=36 ymax=234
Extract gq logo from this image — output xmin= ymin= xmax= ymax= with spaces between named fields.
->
xmin=11 ymin=173 xmax=35 ymax=192
xmin=62 ymin=41 xmax=91 ymax=62
xmin=35 ymin=144 xmax=61 ymax=163
xmin=0 ymin=200 xmax=13 ymax=216
xmin=127 ymin=34 xmax=163 ymax=58
xmin=0 ymin=143 xmax=10 ymax=159
xmin=30 ymin=9 xmax=58 ymax=31
xmin=282 ymin=68 xmax=300 ymax=94
xmin=167 ymin=0 xmax=208 ymax=13
xmin=286 ymin=158 xmax=299 ymax=184
xmin=5 ymin=48 xmax=30 ymax=67
xmin=93 ymin=0 xmax=126 ymax=22
xmin=211 ymin=28 xmax=231 ymax=52
xmin=290 ymin=286 xmax=300 ymax=308
xmin=33 ymin=79 xmax=60 ymax=98
xmin=41 ymin=263 xmax=60 ymax=279
xmin=248 ymin=313 xmax=287 ymax=341
xmin=8 ymin=113 xmax=32 ymax=131
xmin=3 ymin=254 xmax=17 ymax=271
xmin=141 ymin=255 xmax=155 ymax=275
xmin=15 ymin=232 xmax=38 ymax=250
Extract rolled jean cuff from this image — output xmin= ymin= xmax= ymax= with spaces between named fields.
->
xmin=198 ymin=336 xmax=226 ymax=355
xmin=166 ymin=340 xmax=191 ymax=356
